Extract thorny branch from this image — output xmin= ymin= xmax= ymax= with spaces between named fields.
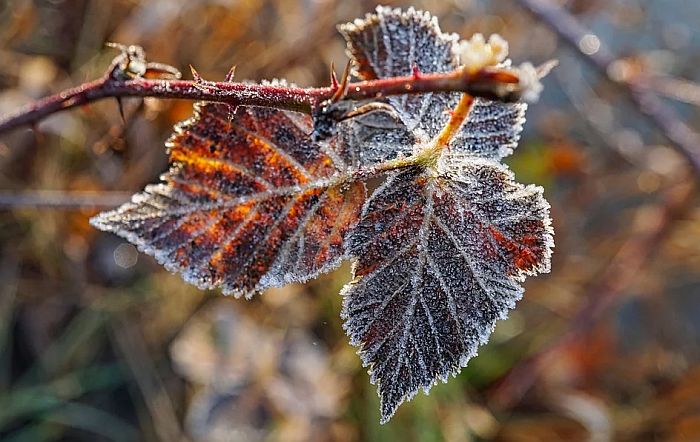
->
xmin=0 ymin=44 xmax=540 ymax=135
xmin=515 ymin=0 xmax=700 ymax=175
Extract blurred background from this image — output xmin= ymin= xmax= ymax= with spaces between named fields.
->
xmin=1 ymin=0 xmax=700 ymax=440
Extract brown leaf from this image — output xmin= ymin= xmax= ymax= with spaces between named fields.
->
xmin=92 ymin=101 xmax=364 ymax=297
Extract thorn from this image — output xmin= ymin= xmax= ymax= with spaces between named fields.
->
xmin=116 ymin=98 xmax=126 ymax=124
xmin=190 ymin=65 xmax=203 ymax=83
xmin=331 ymin=59 xmax=352 ymax=103
xmin=224 ymin=65 xmax=237 ymax=82
xmin=189 ymin=65 xmax=215 ymax=92
xmin=330 ymin=61 xmax=339 ymax=89
xmin=412 ymin=64 xmax=421 ymax=79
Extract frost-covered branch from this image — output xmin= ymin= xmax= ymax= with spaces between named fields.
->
xmin=0 ymin=43 xmax=546 ymax=135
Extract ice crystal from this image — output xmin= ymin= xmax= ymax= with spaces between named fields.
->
xmin=516 ymin=62 xmax=545 ymax=103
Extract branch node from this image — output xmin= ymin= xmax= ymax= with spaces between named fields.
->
xmin=106 ymin=43 xmax=148 ymax=81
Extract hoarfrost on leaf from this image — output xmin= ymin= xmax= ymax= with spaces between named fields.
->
xmin=341 ymin=155 xmax=552 ymax=423
xmin=339 ymin=6 xmax=459 ymax=141
xmin=336 ymin=6 xmax=554 ymax=423
xmin=91 ymin=102 xmax=365 ymax=298
xmin=338 ymin=5 xmax=527 ymax=161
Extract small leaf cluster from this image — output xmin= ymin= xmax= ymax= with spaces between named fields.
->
xmin=91 ymin=6 xmax=553 ymax=423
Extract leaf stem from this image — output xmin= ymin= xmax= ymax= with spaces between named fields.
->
xmin=432 ymin=94 xmax=475 ymax=149
xmin=342 ymin=93 xmax=478 ymax=182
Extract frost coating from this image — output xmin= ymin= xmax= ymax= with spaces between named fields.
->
xmin=339 ymin=6 xmax=527 ymax=161
xmin=450 ymin=99 xmax=527 ymax=160
xmin=91 ymin=101 xmax=365 ymax=298
xmin=339 ymin=6 xmax=459 ymax=141
xmin=342 ymin=154 xmax=553 ymax=423
xmin=338 ymin=7 xmax=553 ymax=423
xmin=332 ymin=109 xmax=416 ymax=168
xmin=516 ymin=62 xmax=545 ymax=103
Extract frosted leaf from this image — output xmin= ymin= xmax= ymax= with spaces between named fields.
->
xmin=450 ymin=99 xmax=527 ymax=160
xmin=331 ymin=109 xmax=416 ymax=168
xmin=339 ymin=6 xmax=458 ymax=141
xmin=91 ymin=102 xmax=364 ymax=298
xmin=341 ymin=154 xmax=553 ymax=422
xmin=339 ymin=6 xmax=526 ymax=160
